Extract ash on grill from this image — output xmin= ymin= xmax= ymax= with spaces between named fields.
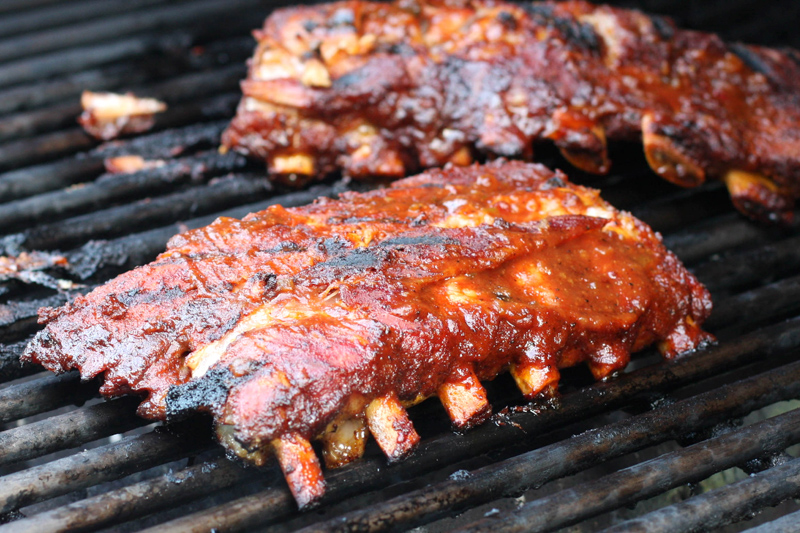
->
xmin=0 ymin=1 xmax=799 ymax=532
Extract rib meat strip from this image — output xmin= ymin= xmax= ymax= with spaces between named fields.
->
xmin=23 ymin=161 xmax=713 ymax=507
xmin=223 ymin=0 xmax=800 ymax=222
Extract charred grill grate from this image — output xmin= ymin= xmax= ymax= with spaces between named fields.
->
xmin=0 ymin=1 xmax=799 ymax=532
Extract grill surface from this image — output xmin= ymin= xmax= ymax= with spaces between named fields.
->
xmin=0 ymin=1 xmax=799 ymax=532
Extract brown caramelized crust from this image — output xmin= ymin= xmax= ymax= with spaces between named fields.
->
xmin=23 ymin=161 xmax=713 ymax=507
xmin=222 ymin=0 xmax=800 ymax=222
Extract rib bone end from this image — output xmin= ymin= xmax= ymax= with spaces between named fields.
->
xmin=642 ymin=114 xmax=705 ymax=188
xmin=438 ymin=369 xmax=492 ymax=430
xmin=365 ymin=392 xmax=420 ymax=463
xmin=724 ymin=169 xmax=794 ymax=224
xmin=272 ymin=433 xmax=327 ymax=509
xmin=511 ymin=363 xmax=560 ymax=399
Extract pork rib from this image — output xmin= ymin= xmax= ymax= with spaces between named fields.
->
xmin=222 ymin=0 xmax=800 ymax=222
xmin=23 ymin=161 xmax=713 ymax=507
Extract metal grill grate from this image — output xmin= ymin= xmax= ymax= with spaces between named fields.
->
xmin=0 ymin=1 xmax=798 ymax=532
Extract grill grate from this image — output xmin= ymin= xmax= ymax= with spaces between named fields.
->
xmin=0 ymin=1 xmax=799 ymax=532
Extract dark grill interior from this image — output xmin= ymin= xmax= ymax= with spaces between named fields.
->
xmin=0 ymin=1 xmax=799 ymax=532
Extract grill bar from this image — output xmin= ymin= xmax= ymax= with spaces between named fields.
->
xmin=741 ymin=509 xmax=800 ymax=533
xmin=13 ymin=175 xmax=273 ymax=251
xmin=0 ymin=158 xmax=105 ymax=203
xmin=0 ymin=421 xmax=211 ymax=514
xmin=116 ymin=92 xmax=241 ymax=141
xmin=704 ymin=275 xmax=800 ymax=334
xmin=0 ymin=1 xmax=796 ymax=531
xmin=662 ymin=213 xmax=792 ymax=265
xmin=0 ymin=129 xmax=95 ymax=174
xmin=128 ymin=319 xmax=800 ymax=533
xmin=0 ymin=371 xmax=87 ymax=424
xmin=0 ymin=0 xmax=168 ymax=39
xmin=0 ymin=35 xmax=253 ymax=117
xmin=0 ymin=65 xmax=152 ymax=117
xmin=138 ymin=95 xmax=239 ymax=135
xmin=692 ymin=234 xmax=800 ymax=294
xmin=0 ymin=151 xmax=247 ymax=232
xmin=0 ymin=103 xmax=81 ymax=143
xmin=90 ymin=120 xmax=227 ymax=160
xmin=629 ymin=185 xmax=730 ymax=234
xmin=0 ymin=15 xmax=256 ymax=91
xmin=602 ymin=457 xmax=800 ymax=533
xmin=453 ymin=409 xmax=800 ymax=533
xmin=0 ymin=459 xmax=256 ymax=533
xmin=0 ymin=0 xmax=264 ymax=64
xmin=0 ymin=0 xmax=63 ymax=16
xmin=0 ymin=36 xmax=169 ymax=91
xmin=138 ymin=63 xmax=248 ymax=105
xmin=0 ymin=397 xmax=145 ymax=467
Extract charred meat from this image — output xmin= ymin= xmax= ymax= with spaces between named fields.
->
xmin=223 ymin=0 xmax=800 ymax=222
xmin=0 ymin=251 xmax=76 ymax=291
xmin=23 ymin=161 xmax=713 ymax=507
xmin=79 ymin=91 xmax=167 ymax=141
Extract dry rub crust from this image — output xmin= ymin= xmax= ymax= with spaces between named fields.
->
xmin=23 ymin=160 xmax=713 ymax=507
xmin=223 ymin=0 xmax=800 ymax=222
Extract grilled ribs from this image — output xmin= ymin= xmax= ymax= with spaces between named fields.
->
xmin=23 ymin=161 xmax=713 ymax=507
xmin=223 ymin=0 xmax=800 ymax=223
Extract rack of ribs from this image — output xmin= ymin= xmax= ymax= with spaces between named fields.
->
xmin=222 ymin=0 xmax=800 ymax=223
xmin=23 ymin=160 xmax=713 ymax=507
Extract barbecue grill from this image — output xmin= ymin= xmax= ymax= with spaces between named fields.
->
xmin=0 ymin=1 xmax=799 ymax=532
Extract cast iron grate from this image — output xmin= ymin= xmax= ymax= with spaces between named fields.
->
xmin=0 ymin=1 xmax=798 ymax=532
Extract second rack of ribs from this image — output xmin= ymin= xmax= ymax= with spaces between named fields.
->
xmin=23 ymin=161 xmax=712 ymax=507
xmin=222 ymin=0 xmax=800 ymax=222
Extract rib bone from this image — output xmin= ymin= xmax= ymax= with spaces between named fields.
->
xmin=642 ymin=114 xmax=706 ymax=188
xmin=272 ymin=433 xmax=326 ymax=508
xmin=511 ymin=362 xmax=561 ymax=399
xmin=724 ymin=169 xmax=794 ymax=224
xmin=438 ymin=368 xmax=492 ymax=430
xmin=365 ymin=392 xmax=421 ymax=462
